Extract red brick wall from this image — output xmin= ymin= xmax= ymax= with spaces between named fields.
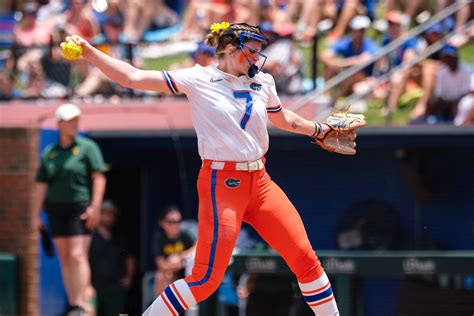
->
xmin=0 ymin=128 xmax=39 ymax=315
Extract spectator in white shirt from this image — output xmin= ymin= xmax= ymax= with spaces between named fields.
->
xmin=415 ymin=45 xmax=472 ymax=124
xmin=454 ymin=75 xmax=474 ymax=126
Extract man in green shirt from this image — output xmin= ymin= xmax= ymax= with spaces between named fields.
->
xmin=33 ymin=103 xmax=107 ymax=316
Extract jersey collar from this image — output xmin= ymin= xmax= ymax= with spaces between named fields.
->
xmin=211 ymin=64 xmax=254 ymax=83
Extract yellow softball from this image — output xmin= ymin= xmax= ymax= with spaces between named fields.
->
xmin=60 ymin=40 xmax=83 ymax=60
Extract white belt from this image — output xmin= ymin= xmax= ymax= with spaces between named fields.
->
xmin=209 ymin=158 xmax=265 ymax=171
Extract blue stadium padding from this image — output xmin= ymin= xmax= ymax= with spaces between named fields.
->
xmin=363 ymin=278 xmax=401 ymax=316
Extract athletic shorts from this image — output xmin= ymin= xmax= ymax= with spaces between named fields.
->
xmin=45 ymin=201 xmax=91 ymax=237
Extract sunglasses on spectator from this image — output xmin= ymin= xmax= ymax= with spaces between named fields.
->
xmin=164 ymin=219 xmax=181 ymax=225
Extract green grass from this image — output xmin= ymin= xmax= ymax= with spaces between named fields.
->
xmin=365 ymin=98 xmax=420 ymax=126
xmin=143 ymin=53 xmax=189 ymax=70
xmin=459 ymin=41 xmax=474 ymax=65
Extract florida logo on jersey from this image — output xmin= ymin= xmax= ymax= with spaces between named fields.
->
xmin=250 ymin=83 xmax=262 ymax=91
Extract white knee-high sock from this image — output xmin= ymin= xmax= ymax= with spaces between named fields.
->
xmin=298 ymin=272 xmax=339 ymax=316
xmin=143 ymin=279 xmax=197 ymax=316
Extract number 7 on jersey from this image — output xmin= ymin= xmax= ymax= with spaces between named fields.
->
xmin=233 ymin=91 xmax=253 ymax=129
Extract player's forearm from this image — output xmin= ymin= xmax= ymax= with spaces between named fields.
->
xmin=271 ymin=109 xmax=317 ymax=137
xmin=82 ymin=44 xmax=141 ymax=89
xmin=90 ymin=172 xmax=106 ymax=208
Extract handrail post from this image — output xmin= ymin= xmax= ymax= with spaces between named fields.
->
xmin=312 ymin=34 xmax=319 ymax=91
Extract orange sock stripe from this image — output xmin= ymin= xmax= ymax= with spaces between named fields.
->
xmin=171 ymin=283 xmax=189 ymax=309
xmin=301 ymin=281 xmax=330 ymax=295
xmin=162 ymin=295 xmax=178 ymax=316
xmin=308 ymin=295 xmax=334 ymax=307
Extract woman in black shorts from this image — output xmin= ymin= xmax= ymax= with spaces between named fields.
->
xmin=33 ymin=103 xmax=107 ymax=316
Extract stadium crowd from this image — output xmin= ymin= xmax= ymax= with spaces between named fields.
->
xmin=0 ymin=0 xmax=473 ymax=125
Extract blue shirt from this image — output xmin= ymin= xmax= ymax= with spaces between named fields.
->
xmin=330 ymin=36 xmax=379 ymax=75
xmin=338 ymin=0 xmax=376 ymax=19
xmin=382 ymin=36 xmax=418 ymax=67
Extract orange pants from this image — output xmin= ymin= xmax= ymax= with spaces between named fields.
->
xmin=184 ymin=164 xmax=324 ymax=302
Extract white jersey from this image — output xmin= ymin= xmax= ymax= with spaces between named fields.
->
xmin=162 ymin=64 xmax=282 ymax=161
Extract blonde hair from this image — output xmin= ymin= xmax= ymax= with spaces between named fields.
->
xmin=205 ymin=23 xmax=266 ymax=58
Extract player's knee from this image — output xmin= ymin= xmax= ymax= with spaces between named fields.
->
xmin=69 ymin=248 xmax=88 ymax=265
xmin=186 ymin=274 xmax=223 ymax=302
xmin=198 ymin=277 xmax=221 ymax=301
xmin=293 ymin=248 xmax=324 ymax=282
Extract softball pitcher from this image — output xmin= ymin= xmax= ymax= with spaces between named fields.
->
xmin=64 ymin=21 xmax=365 ymax=316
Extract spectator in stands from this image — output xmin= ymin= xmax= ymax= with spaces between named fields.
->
xmin=76 ymin=12 xmax=128 ymax=97
xmin=454 ymin=75 xmax=474 ymax=126
xmin=410 ymin=23 xmax=446 ymax=119
xmin=13 ymin=2 xmax=53 ymax=98
xmin=92 ymin=0 xmax=123 ymax=40
xmin=413 ymin=45 xmax=472 ymax=124
xmin=233 ymin=0 xmax=261 ymax=27
xmin=122 ymin=0 xmax=179 ymax=43
xmin=191 ymin=42 xmax=216 ymax=67
xmin=0 ymin=71 xmax=14 ymax=100
xmin=89 ymin=200 xmax=136 ymax=316
xmin=280 ymin=0 xmax=376 ymax=42
xmin=175 ymin=0 xmax=234 ymax=41
xmin=13 ymin=2 xmax=54 ymax=47
xmin=153 ymin=206 xmax=195 ymax=296
xmin=378 ymin=10 xmax=418 ymax=115
xmin=61 ymin=0 xmax=100 ymax=80
xmin=36 ymin=0 xmax=67 ymax=25
xmin=327 ymin=0 xmax=377 ymax=41
xmin=176 ymin=42 xmax=216 ymax=68
xmin=261 ymin=22 xmax=305 ymax=95
xmin=320 ymin=15 xmax=378 ymax=98
xmin=258 ymin=0 xmax=286 ymax=30
xmin=276 ymin=0 xmax=334 ymax=41
xmin=33 ymin=103 xmax=107 ymax=316
xmin=0 ymin=52 xmax=14 ymax=100
xmin=62 ymin=0 xmax=100 ymax=42
xmin=39 ymin=22 xmax=73 ymax=98
xmin=450 ymin=0 xmax=474 ymax=47
xmin=385 ymin=0 xmax=426 ymax=29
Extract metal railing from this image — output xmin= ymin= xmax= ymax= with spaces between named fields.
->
xmin=288 ymin=0 xmax=470 ymax=114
